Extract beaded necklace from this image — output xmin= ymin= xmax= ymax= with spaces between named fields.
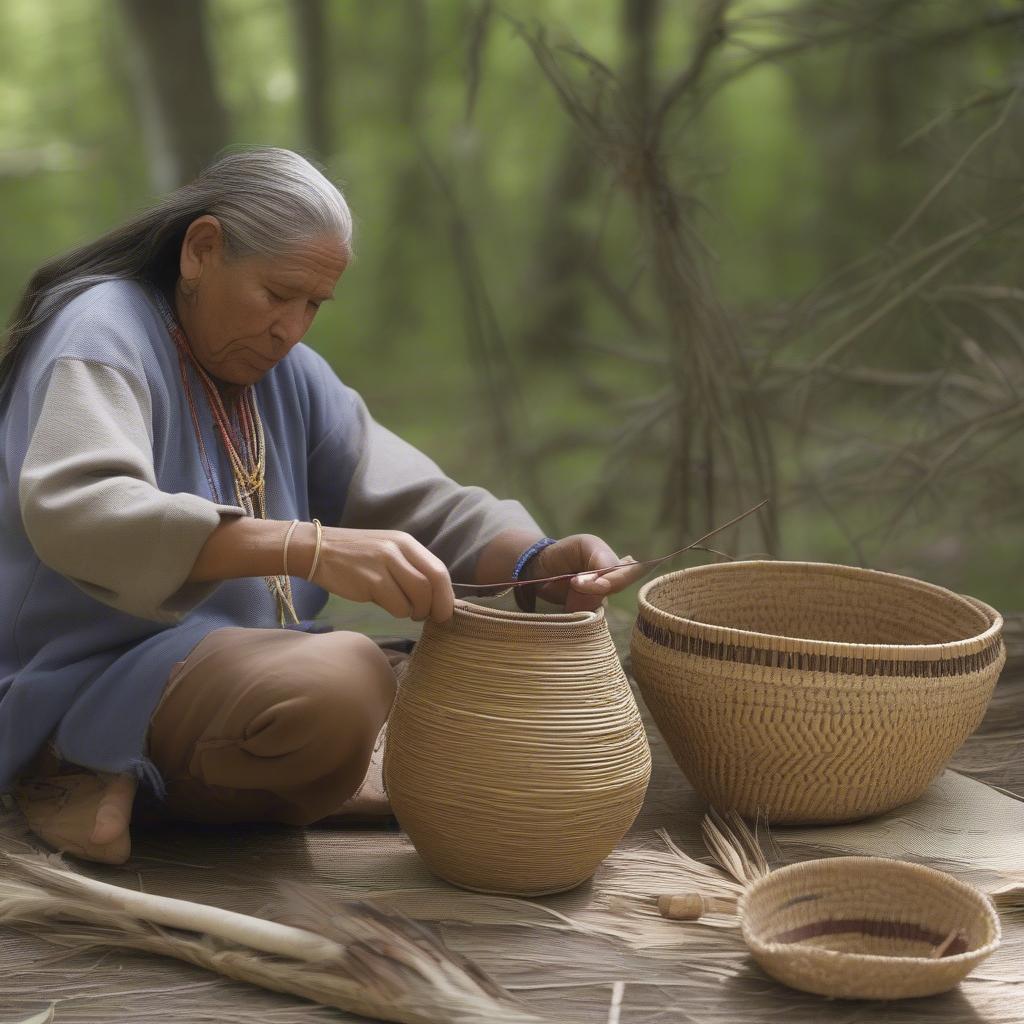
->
xmin=154 ymin=287 xmax=300 ymax=626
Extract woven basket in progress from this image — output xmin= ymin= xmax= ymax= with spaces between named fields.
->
xmin=739 ymin=857 xmax=1001 ymax=999
xmin=630 ymin=560 xmax=1005 ymax=823
xmin=383 ymin=601 xmax=652 ymax=896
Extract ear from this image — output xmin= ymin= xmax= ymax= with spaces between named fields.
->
xmin=179 ymin=215 xmax=224 ymax=282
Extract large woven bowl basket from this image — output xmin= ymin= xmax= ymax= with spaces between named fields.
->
xmin=383 ymin=601 xmax=652 ymax=896
xmin=630 ymin=561 xmax=1005 ymax=823
xmin=739 ymin=857 xmax=1001 ymax=999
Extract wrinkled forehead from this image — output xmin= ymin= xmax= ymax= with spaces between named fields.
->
xmin=248 ymin=236 xmax=349 ymax=296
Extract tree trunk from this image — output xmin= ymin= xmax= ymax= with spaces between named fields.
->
xmin=622 ymin=0 xmax=660 ymax=131
xmin=373 ymin=0 xmax=431 ymax=350
xmin=518 ymin=134 xmax=593 ymax=358
xmin=290 ymin=0 xmax=333 ymax=160
xmin=118 ymin=0 xmax=228 ymax=191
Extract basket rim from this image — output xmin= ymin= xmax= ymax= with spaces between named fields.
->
xmin=738 ymin=856 xmax=1002 ymax=966
xmin=636 ymin=560 xmax=1003 ymax=661
xmin=451 ymin=599 xmax=605 ymax=627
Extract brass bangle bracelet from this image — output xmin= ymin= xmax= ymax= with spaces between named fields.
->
xmin=281 ymin=518 xmax=300 ymax=577
xmin=307 ymin=518 xmax=324 ymax=582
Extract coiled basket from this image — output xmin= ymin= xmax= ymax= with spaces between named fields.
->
xmin=740 ymin=857 xmax=1001 ymax=999
xmin=383 ymin=601 xmax=652 ymax=896
xmin=630 ymin=561 xmax=1005 ymax=823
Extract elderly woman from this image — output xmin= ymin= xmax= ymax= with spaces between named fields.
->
xmin=0 ymin=147 xmax=642 ymax=866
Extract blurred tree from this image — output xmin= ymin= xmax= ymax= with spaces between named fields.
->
xmin=1 ymin=0 xmax=1021 ymax=604
xmin=290 ymin=0 xmax=333 ymax=160
xmin=118 ymin=0 xmax=228 ymax=190
xmin=518 ymin=0 xmax=658 ymax=361
xmin=519 ymin=1 xmax=780 ymax=554
xmin=373 ymin=0 xmax=432 ymax=351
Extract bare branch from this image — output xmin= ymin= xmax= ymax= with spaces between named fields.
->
xmin=465 ymin=0 xmax=494 ymax=122
xmin=650 ymin=0 xmax=730 ymax=139
xmin=889 ymin=86 xmax=1022 ymax=246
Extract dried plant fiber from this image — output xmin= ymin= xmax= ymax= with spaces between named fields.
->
xmin=643 ymin=811 xmax=1004 ymax=1000
xmin=0 ymin=605 xmax=1018 ymax=1024
xmin=383 ymin=600 xmax=651 ymax=895
xmin=0 ymin=850 xmax=545 ymax=1024
xmin=631 ymin=560 xmax=1005 ymax=822
xmin=739 ymin=857 xmax=1001 ymax=1000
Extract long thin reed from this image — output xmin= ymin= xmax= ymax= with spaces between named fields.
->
xmin=0 ymin=851 xmax=545 ymax=1024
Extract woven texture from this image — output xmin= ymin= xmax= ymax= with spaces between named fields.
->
xmin=0 ymin=606 xmax=1019 ymax=1022
xmin=0 ymin=603 xmax=1018 ymax=1022
xmin=739 ymin=857 xmax=1001 ymax=999
xmin=630 ymin=560 xmax=1006 ymax=823
xmin=383 ymin=601 xmax=652 ymax=896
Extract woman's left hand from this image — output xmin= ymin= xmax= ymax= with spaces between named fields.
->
xmin=520 ymin=534 xmax=647 ymax=612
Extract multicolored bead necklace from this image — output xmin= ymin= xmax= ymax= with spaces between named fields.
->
xmin=154 ymin=287 xmax=300 ymax=626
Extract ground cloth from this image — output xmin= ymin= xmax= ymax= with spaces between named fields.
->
xmin=0 ymin=606 xmax=1020 ymax=1023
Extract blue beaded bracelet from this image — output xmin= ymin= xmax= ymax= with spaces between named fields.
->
xmin=512 ymin=537 xmax=558 ymax=582
xmin=511 ymin=537 xmax=558 ymax=613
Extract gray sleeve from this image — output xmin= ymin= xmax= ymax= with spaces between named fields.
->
xmin=338 ymin=391 xmax=544 ymax=584
xmin=18 ymin=357 xmax=245 ymax=624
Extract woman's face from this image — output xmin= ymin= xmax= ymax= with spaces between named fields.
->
xmin=176 ymin=215 xmax=348 ymax=386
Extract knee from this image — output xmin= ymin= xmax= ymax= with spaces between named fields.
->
xmin=320 ymin=631 xmax=397 ymax=730
xmin=251 ymin=632 xmax=395 ymax=766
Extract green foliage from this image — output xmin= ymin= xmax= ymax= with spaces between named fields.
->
xmin=1 ymin=0 xmax=1020 ymax=608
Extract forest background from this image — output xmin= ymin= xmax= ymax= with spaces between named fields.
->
xmin=2 ymin=0 xmax=1022 ymax=612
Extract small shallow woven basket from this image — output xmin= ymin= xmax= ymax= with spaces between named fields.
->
xmin=630 ymin=561 xmax=1005 ymax=823
xmin=739 ymin=857 xmax=1001 ymax=999
xmin=383 ymin=601 xmax=652 ymax=896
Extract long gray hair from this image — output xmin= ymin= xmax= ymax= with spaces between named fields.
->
xmin=1 ymin=146 xmax=353 ymax=384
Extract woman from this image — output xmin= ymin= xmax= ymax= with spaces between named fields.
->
xmin=0 ymin=147 xmax=643 ymax=866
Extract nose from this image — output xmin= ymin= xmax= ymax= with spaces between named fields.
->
xmin=270 ymin=300 xmax=309 ymax=351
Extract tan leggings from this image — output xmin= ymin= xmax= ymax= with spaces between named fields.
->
xmin=135 ymin=626 xmax=398 ymax=827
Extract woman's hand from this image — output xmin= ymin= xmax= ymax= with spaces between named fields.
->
xmin=311 ymin=526 xmax=456 ymax=623
xmin=520 ymin=534 xmax=647 ymax=612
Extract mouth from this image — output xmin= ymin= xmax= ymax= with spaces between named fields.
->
xmin=245 ymin=353 xmax=277 ymax=371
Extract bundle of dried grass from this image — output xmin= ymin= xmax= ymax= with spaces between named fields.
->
xmin=650 ymin=803 xmax=1022 ymax=935
xmin=574 ymin=816 xmax=757 ymax=953
xmin=0 ymin=850 xmax=545 ymax=1024
xmin=701 ymin=811 xmax=772 ymax=887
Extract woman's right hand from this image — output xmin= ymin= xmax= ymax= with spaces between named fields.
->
xmin=308 ymin=527 xmax=455 ymax=623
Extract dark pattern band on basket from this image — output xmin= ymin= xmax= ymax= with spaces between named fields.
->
xmin=634 ymin=616 xmax=1005 ymax=678
xmin=770 ymin=918 xmax=969 ymax=955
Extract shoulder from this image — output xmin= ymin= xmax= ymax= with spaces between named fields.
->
xmin=32 ymin=278 xmax=164 ymax=381
xmin=280 ymin=342 xmax=360 ymax=408
xmin=45 ymin=278 xmax=159 ymax=335
xmin=284 ymin=341 xmax=345 ymax=385
xmin=273 ymin=343 xmax=368 ymax=449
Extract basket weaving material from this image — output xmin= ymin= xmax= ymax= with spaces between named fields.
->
xmin=739 ymin=857 xmax=1001 ymax=999
xmin=383 ymin=601 xmax=652 ymax=896
xmin=630 ymin=561 xmax=1005 ymax=823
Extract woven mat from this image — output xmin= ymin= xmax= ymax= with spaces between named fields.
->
xmin=0 ymin=607 xmax=1020 ymax=1023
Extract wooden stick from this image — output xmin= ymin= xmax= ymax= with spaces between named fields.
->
xmin=7 ymin=855 xmax=342 ymax=964
xmin=455 ymin=498 xmax=769 ymax=592
xmin=930 ymin=927 xmax=964 ymax=959
xmin=606 ymin=981 xmax=625 ymax=1024
xmin=657 ymin=893 xmax=739 ymax=921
